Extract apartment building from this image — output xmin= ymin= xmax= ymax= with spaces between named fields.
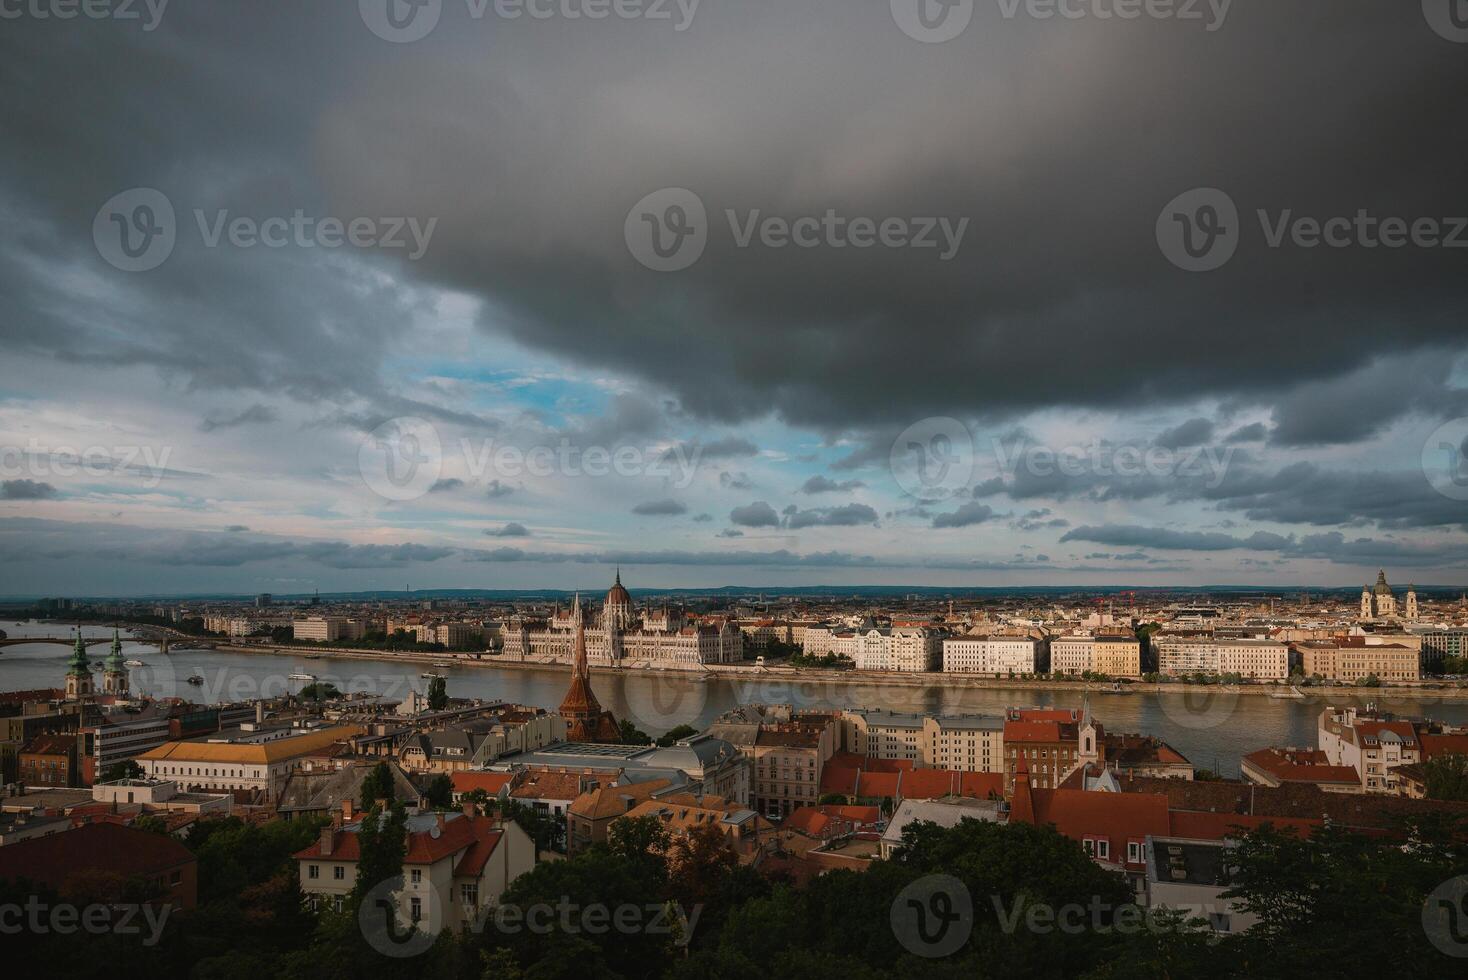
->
xmin=1050 ymin=634 xmax=1142 ymax=677
xmin=293 ymin=617 xmax=366 ymax=643
xmin=751 ymin=722 xmax=835 ymax=820
xmin=941 ymin=634 xmax=1039 ymax=675
xmin=1295 ymin=639 xmax=1420 ymax=682
xmin=1317 ymin=706 xmax=1420 ymax=793
xmin=838 ymin=708 xmax=1005 ymax=772
xmin=1154 ymin=638 xmax=1288 ymax=679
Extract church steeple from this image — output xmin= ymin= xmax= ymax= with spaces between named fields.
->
xmin=64 ymin=627 xmax=95 ymax=700
xmin=102 ymin=628 xmax=129 ymax=696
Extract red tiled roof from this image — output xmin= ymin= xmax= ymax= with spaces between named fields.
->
xmin=0 ymin=823 xmax=193 ymax=887
xmin=294 ymin=812 xmax=495 ymax=866
xmin=1420 ymin=733 xmax=1468 ymax=760
xmin=20 ymin=734 xmax=75 ymax=756
xmin=1242 ymin=748 xmax=1359 ymax=785
xmin=827 ymin=752 xmax=912 ymax=772
xmin=1004 ymin=721 xmax=1066 ymax=743
xmin=1168 ymin=810 xmax=1320 ymax=840
xmin=819 ymin=765 xmax=861 ymax=797
xmin=451 ymin=823 xmax=504 ymax=877
xmin=898 ymin=769 xmax=1005 ymax=801
xmin=783 ymin=804 xmax=881 ymax=837
xmin=855 ymin=772 xmax=901 ymax=799
xmin=451 ymin=771 xmax=516 ymax=797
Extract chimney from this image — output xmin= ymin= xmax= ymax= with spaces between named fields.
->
xmin=255 ymin=702 xmax=265 ymax=725
xmin=319 ymin=825 xmax=336 ymax=856
xmin=435 ymin=812 xmax=445 ymax=832
xmin=462 ymin=802 xmax=477 ymax=819
xmin=341 ymin=798 xmax=354 ymax=822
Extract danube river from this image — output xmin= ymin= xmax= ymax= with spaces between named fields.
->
xmin=5 ymin=620 xmax=1467 ymax=776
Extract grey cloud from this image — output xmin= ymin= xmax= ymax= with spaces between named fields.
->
xmin=429 ymin=477 xmax=465 ymax=492
xmin=932 ymin=502 xmax=996 ymax=528
xmin=632 ymin=498 xmax=688 ymax=516
xmin=786 ymin=503 xmax=879 ymax=529
xmin=719 ymin=471 xmax=754 ymax=491
xmin=1 ymin=480 xmax=58 ymax=500
xmin=1224 ymin=422 xmax=1268 ymax=444
xmin=487 ymin=522 xmax=531 ymax=537
xmin=799 ymin=475 xmax=865 ymax=494
xmin=729 ymin=501 xmax=780 ymax=527
xmin=484 ymin=480 xmax=516 ymax=499
xmin=1154 ymin=418 xmax=1214 ymax=450
xmin=199 ymin=404 xmax=278 ymax=433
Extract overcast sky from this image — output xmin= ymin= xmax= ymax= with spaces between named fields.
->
xmin=1 ymin=1 xmax=1466 ymax=595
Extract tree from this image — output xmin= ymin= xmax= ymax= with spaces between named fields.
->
xmin=426 ymin=675 xmax=448 ymax=711
xmin=351 ymin=801 xmax=408 ymax=902
xmin=1423 ymin=752 xmax=1468 ymax=801
xmin=422 ymin=773 xmax=454 ymax=810
xmin=818 ymin=793 xmax=849 ymax=805
xmin=102 ymin=759 xmax=144 ymax=782
xmin=657 ymin=724 xmax=699 ymax=747
xmin=298 ymin=681 xmax=339 ymax=701
xmin=359 ymin=761 xmax=395 ymax=811
xmin=619 ymin=719 xmax=654 ymax=745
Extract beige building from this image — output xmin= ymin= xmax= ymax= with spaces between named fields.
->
xmin=751 ymin=722 xmax=835 ymax=820
xmin=1051 ymin=634 xmax=1141 ymax=677
xmin=1318 ymin=706 xmax=1420 ymax=793
xmin=838 ymin=709 xmax=1005 ymax=772
xmin=1295 ymin=639 xmax=1419 ymax=682
xmin=136 ymin=725 xmax=360 ymax=798
xmin=292 ymin=617 xmax=365 ymax=642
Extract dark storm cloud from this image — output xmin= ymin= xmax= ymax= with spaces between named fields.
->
xmin=799 ymin=475 xmax=865 ymax=494
xmin=632 ymin=498 xmax=688 ymax=516
xmin=6 ymin=3 xmax=1461 ymax=456
xmin=729 ymin=501 xmax=781 ymax=527
xmin=1266 ymin=351 xmax=1468 ymax=447
xmin=0 ymin=518 xmax=457 ymax=568
xmin=1 ymin=480 xmax=58 ymax=500
xmin=1154 ymin=418 xmax=1214 ymax=450
xmin=1061 ymin=524 xmax=1468 ymax=568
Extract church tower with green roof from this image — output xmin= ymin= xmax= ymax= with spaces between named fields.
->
xmin=64 ymin=628 xmax=95 ymax=700
xmin=102 ymin=629 xmax=129 ymax=696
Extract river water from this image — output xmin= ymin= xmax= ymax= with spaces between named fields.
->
xmin=5 ymin=620 xmax=1466 ymax=776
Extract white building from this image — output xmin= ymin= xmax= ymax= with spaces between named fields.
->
xmin=942 ymin=635 xmax=1038 ymax=675
xmin=297 ymin=808 xmax=535 ymax=928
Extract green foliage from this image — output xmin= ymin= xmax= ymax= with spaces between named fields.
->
xmin=352 ymin=801 xmax=408 ymax=902
xmin=818 ymin=793 xmax=849 ymax=805
xmin=1423 ymin=753 xmax=1468 ymax=801
xmin=787 ymin=651 xmax=856 ymax=670
xmin=656 ymin=724 xmax=699 ymax=747
xmin=619 ymin=719 xmax=654 ymax=745
xmin=102 ymin=759 xmax=145 ymax=782
xmin=427 ymin=674 xmax=449 ymax=711
xmin=360 ymin=761 xmax=395 ymax=811
xmin=298 ymin=681 xmax=340 ymax=701
xmin=422 ymin=773 xmax=455 ymax=810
